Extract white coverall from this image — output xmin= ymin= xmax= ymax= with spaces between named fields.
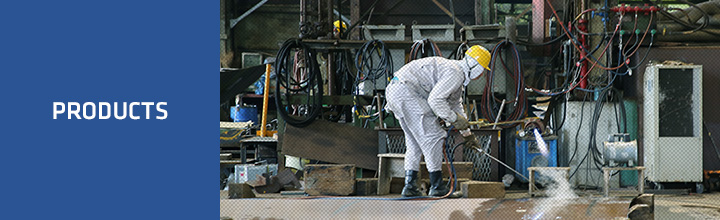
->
xmin=385 ymin=56 xmax=482 ymax=172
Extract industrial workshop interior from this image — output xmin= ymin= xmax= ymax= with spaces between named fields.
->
xmin=220 ymin=0 xmax=720 ymax=219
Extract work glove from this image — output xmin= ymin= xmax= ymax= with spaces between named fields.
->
xmin=452 ymin=112 xmax=470 ymax=131
xmin=463 ymin=134 xmax=481 ymax=152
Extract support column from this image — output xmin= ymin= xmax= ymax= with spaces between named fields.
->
xmin=220 ymin=0 xmax=229 ymax=60
xmin=350 ymin=0 xmax=360 ymax=39
xmin=482 ymin=0 xmax=496 ymax=24
xmin=327 ymin=0 xmax=334 ymax=39
xmin=532 ymin=0 xmax=552 ymax=44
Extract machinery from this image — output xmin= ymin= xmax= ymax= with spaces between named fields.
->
xmin=515 ymin=134 xmax=558 ymax=183
xmin=643 ymin=63 xmax=704 ymax=183
xmin=225 ymin=0 xmax=720 ymax=196
xmin=603 ymin=133 xmax=638 ymax=167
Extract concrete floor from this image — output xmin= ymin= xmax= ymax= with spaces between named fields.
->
xmin=220 ymin=197 xmax=630 ymax=219
xmin=220 ymin=190 xmax=720 ymax=219
xmin=654 ymin=192 xmax=720 ymax=219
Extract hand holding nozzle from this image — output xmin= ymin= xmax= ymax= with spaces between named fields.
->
xmin=462 ymin=132 xmax=482 ymax=152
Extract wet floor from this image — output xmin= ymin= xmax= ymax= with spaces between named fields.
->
xmin=220 ymin=191 xmax=720 ymax=219
xmin=220 ymin=197 xmax=631 ymax=219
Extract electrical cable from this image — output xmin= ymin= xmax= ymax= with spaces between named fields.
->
xmin=327 ymin=50 xmax=357 ymax=122
xmin=353 ymin=40 xmax=393 ymax=123
xmin=568 ymin=92 xmax=588 ymax=179
xmin=340 ymin=0 xmax=382 ymax=39
xmin=545 ymin=0 xmax=632 ymax=71
xmin=618 ymin=90 xmax=627 ymax=133
xmin=568 ymin=87 xmax=613 ymax=183
xmin=516 ymin=35 xmax=568 ymax=46
xmin=661 ymin=0 xmax=720 ymax=37
xmin=525 ymin=28 xmax=614 ymax=96
xmin=622 ymin=31 xmax=640 ymax=61
xmin=355 ymin=40 xmax=393 ymax=87
xmin=548 ymin=93 xmax=568 ymax=134
xmin=587 ymin=88 xmax=614 ymax=171
xmin=621 ymin=13 xmax=640 ymax=53
xmin=582 ymin=15 xmax=626 ymax=71
xmin=651 ymin=0 xmax=718 ymax=36
xmin=275 ymin=39 xmax=324 ymax=127
xmin=625 ymin=33 xmax=656 ymax=70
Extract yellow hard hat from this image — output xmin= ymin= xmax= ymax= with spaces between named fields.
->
xmin=465 ymin=45 xmax=492 ymax=71
xmin=333 ymin=20 xmax=347 ymax=29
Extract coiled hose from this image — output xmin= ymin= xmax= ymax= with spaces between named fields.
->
xmin=353 ymin=40 xmax=393 ymax=122
xmin=275 ymin=39 xmax=323 ymax=127
xmin=480 ymin=40 xmax=527 ymax=128
xmin=354 ymin=39 xmax=393 ymax=92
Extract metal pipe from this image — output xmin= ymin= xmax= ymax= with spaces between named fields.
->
xmin=430 ymin=0 xmax=466 ymax=28
xmin=300 ymin=0 xmax=306 ymax=23
xmin=493 ymin=99 xmax=506 ymax=128
xmin=472 ymin=100 xmax=479 ymax=129
xmin=475 ymin=147 xmax=539 ymax=193
xmin=657 ymin=30 xmax=720 ymax=41
xmin=377 ymin=94 xmax=384 ymax=129
xmin=260 ymin=64 xmax=272 ymax=137
xmin=327 ymin=53 xmax=335 ymax=95
xmin=578 ymin=20 xmax=589 ymax=89
xmin=683 ymin=0 xmax=720 ymax=25
xmin=477 ymin=99 xmax=505 ymax=168
xmin=333 ymin=9 xmax=351 ymax=25
xmin=319 ymin=0 xmax=323 ymax=32
xmin=327 ymin=0 xmax=334 ymax=38
xmin=505 ymin=16 xmax=518 ymax=43
xmin=343 ymin=0 xmax=381 ymax=39
xmin=230 ymin=0 xmax=269 ymax=28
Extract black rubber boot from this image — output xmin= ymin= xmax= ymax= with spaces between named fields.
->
xmin=428 ymin=171 xmax=450 ymax=196
xmin=401 ymin=170 xmax=422 ymax=197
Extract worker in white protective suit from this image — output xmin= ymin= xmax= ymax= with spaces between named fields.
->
xmin=385 ymin=45 xmax=492 ymax=197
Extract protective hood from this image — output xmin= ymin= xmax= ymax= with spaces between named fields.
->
xmin=462 ymin=56 xmax=485 ymax=86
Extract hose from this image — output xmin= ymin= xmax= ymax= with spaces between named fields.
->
xmin=409 ymin=39 xmax=444 ymax=61
xmin=327 ymin=50 xmax=356 ymax=122
xmin=645 ymin=0 xmax=720 ymax=37
xmin=480 ymin=40 xmax=527 ymax=128
xmin=354 ymin=40 xmax=393 ymax=92
xmin=275 ymin=39 xmax=324 ymax=127
xmin=453 ymin=42 xmax=470 ymax=60
xmin=353 ymin=40 xmax=393 ymax=123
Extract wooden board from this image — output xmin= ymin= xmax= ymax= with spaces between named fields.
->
xmin=283 ymin=120 xmax=378 ymax=170
xmin=227 ymin=183 xmax=255 ymax=199
xmin=389 ymin=177 xmax=404 ymax=194
xmin=354 ymin=178 xmax=378 ymax=196
xmin=461 ymin=181 xmax=505 ymax=198
xmin=377 ymin=154 xmax=405 ymax=195
xmin=420 ymin=162 xmax=474 ymax=180
xmin=304 ymin=164 xmax=356 ymax=196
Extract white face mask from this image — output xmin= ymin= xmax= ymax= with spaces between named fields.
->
xmin=462 ymin=56 xmax=485 ymax=86
xmin=469 ymin=63 xmax=484 ymax=80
